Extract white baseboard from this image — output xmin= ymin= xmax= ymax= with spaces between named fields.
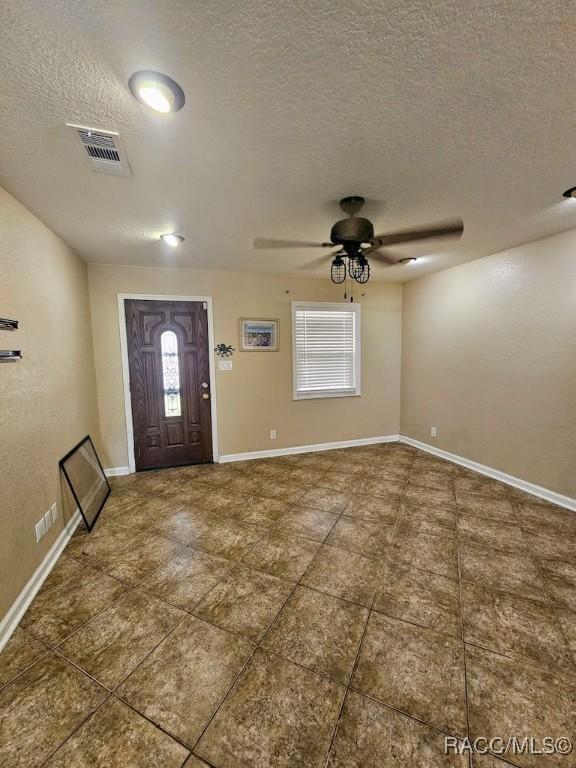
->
xmin=105 ymin=436 xmax=575 ymax=511
xmin=104 ymin=466 xmax=131 ymax=477
xmin=0 ymin=510 xmax=82 ymax=653
xmin=219 ymin=435 xmax=401 ymax=464
xmin=400 ymin=435 xmax=576 ymax=512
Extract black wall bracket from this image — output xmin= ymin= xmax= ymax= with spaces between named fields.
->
xmin=1 ymin=318 xmax=21 ymax=360
xmin=0 ymin=350 xmax=21 ymax=362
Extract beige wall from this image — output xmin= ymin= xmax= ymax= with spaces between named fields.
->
xmin=401 ymin=229 xmax=576 ymax=498
xmin=0 ymin=187 xmax=100 ymax=619
xmin=87 ymin=265 xmax=402 ymax=468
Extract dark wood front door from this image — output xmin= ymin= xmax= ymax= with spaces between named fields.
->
xmin=125 ymin=299 xmax=213 ymax=470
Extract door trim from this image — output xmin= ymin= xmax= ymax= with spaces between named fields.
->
xmin=117 ymin=293 xmax=219 ymax=473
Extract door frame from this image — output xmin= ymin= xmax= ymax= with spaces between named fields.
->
xmin=117 ymin=293 xmax=219 ymax=473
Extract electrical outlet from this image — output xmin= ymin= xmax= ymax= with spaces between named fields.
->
xmin=430 ymin=426 xmax=437 ymax=438
xmin=35 ymin=519 xmax=46 ymax=543
xmin=269 ymin=429 xmax=277 ymax=440
xmin=50 ymin=502 xmax=58 ymax=525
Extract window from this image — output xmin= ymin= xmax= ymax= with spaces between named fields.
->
xmin=292 ymin=302 xmax=361 ymax=400
xmin=160 ymin=330 xmax=182 ymax=417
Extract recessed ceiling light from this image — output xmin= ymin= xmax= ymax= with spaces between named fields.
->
xmin=129 ymin=70 xmax=185 ymax=113
xmin=160 ymin=233 xmax=185 ymax=247
xmin=562 ymin=186 xmax=576 ymax=199
xmin=399 ymin=257 xmax=418 ymax=265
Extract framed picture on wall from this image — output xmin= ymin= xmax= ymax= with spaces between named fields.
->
xmin=239 ymin=318 xmax=279 ymax=351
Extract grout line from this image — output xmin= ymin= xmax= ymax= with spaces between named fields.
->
xmin=320 ymin=458 xmax=413 ymax=767
xmin=182 ymin=643 xmax=260 ymax=757
xmin=0 ymin=630 xmax=58 ymax=694
xmin=457 ymin=573 xmax=553 ymax=607
xmin=50 ymin=646 xmax=118 ymax=692
xmin=110 ymin=689 xmax=198 ymax=753
xmin=42 ymin=606 xmax=190 ymax=699
xmin=509 ymin=487 xmax=576 ymax=677
xmin=51 ymin=598 xmax=249 ymax=760
xmin=109 ymin=612 xmax=191 ymax=694
xmin=461 ymin=638 xmax=576 ymax=681
xmin=189 ymin=755 xmax=218 ymax=768
xmin=36 ymin=693 xmax=114 ymax=767
xmin=22 ymin=579 xmax=132 ymax=651
xmin=455 ymin=475 xmax=472 ymax=748
xmin=344 ymin=683 xmax=469 ymax=741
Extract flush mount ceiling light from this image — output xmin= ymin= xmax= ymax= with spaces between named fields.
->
xmin=399 ymin=257 xmax=418 ymax=264
xmin=562 ymin=186 xmax=576 ymax=199
xmin=129 ymin=70 xmax=185 ymax=113
xmin=160 ymin=233 xmax=185 ymax=247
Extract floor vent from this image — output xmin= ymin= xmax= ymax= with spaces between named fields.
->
xmin=66 ymin=123 xmax=131 ymax=176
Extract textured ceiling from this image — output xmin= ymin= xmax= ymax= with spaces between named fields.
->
xmin=1 ymin=0 xmax=576 ymax=282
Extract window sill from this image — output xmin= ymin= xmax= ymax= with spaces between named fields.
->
xmin=293 ymin=390 xmax=361 ymax=401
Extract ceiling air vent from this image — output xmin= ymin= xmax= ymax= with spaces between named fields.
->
xmin=66 ymin=123 xmax=131 ymax=176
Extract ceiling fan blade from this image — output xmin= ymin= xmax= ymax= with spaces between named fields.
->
xmin=299 ymin=253 xmax=338 ymax=271
xmin=254 ymin=238 xmax=332 ymax=249
xmin=363 ymin=249 xmax=399 ymax=266
xmin=371 ymin=219 xmax=463 ymax=248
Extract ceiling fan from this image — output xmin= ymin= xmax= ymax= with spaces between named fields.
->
xmin=254 ymin=196 xmax=464 ymax=284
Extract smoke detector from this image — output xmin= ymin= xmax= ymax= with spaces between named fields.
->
xmin=66 ymin=123 xmax=131 ymax=176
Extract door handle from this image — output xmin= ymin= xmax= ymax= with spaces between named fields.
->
xmin=201 ymin=392 xmax=211 ymax=400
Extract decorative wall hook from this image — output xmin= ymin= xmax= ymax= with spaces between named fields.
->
xmin=214 ymin=343 xmax=235 ymax=358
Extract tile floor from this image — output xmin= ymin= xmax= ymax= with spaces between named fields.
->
xmin=1 ymin=443 xmax=575 ymax=767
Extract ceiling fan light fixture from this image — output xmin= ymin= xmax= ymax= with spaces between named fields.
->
xmin=347 ymin=255 xmax=360 ymax=279
xmin=348 ymin=255 xmax=370 ymax=283
xmin=129 ymin=70 xmax=185 ymax=113
xmin=330 ymin=258 xmax=346 ymax=284
xmin=399 ymin=257 xmax=418 ymax=264
xmin=353 ymin=260 xmax=370 ymax=283
xmin=562 ymin=186 xmax=576 ymax=199
xmin=160 ymin=233 xmax=185 ymax=247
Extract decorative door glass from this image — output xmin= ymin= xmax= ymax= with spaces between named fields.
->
xmin=160 ymin=330 xmax=182 ymax=417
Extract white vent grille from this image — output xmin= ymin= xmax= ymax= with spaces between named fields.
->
xmin=66 ymin=123 xmax=131 ymax=176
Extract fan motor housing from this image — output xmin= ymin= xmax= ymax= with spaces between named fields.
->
xmin=330 ymin=217 xmax=374 ymax=246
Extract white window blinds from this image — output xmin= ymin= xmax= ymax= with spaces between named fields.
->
xmin=292 ymin=302 xmax=361 ymax=399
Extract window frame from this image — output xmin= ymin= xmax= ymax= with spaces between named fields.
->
xmin=291 ymin=301 xmax=362 ymax=401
